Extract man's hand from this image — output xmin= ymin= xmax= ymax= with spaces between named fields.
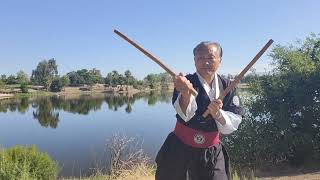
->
xmin=174 ymin=73 xmax=193 ymax=97
xmin=207 ymin=99 xmax=226 ymax=125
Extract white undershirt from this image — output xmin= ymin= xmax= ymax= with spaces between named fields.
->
xmin=173 ymin=72 xmax=242 ymax=134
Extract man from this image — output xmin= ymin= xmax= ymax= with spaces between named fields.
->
xmin=155 ymin=41 xmax=244 ymax=180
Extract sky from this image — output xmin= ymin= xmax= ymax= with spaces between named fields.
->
xmin=0 ymin=0 xmax=319 ymax=79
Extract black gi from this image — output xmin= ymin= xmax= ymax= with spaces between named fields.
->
xmin=155 ymin=73 xmax=244 ymax=180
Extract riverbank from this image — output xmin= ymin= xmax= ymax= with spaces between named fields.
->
xmin=0 ymin=84 xmax=173 ymax=99
xmin=62 ymin=170 xmax=320 ymax=180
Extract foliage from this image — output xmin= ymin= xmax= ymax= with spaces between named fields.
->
xmin=1 ymin=74 xmax=7 ymax=83
xmin=67 ymin=68 xmax=103 ymax=86
xmin=16 ymin=71 xmax=29 ymax=84
xmin=144 ymin=73 xmax=160 ymax=89
xmin=6 ymin=75 xmax=17 ymax=85
xmin=0 ymin=145 xmax=59 ymax=180
xmin=224 ymin=33 xmax=320 ymax=171
xmin=31 ymin=59 xmax=58 ymax=90
xmin=20 ymin=83 xmax=29 ymax=93
xmin=105 ymin=70 xmax=127 ymax=86
xmin=50 ymin=75 xmax=70 ymax=92
xmin=0 ymin=80 xmax=4 ymax=88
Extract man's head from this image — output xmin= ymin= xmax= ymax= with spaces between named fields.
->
xmin=193 ymin=41 xmax=223 ymax=81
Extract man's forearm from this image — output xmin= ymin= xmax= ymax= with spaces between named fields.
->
xmin=179 ymin=93 xmax=191 ymax=115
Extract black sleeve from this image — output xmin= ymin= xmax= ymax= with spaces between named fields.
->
xmin=222 ymin=87 xmax=244 ymax=117
xmin=172 ymin=88 xmax=180 ymax=105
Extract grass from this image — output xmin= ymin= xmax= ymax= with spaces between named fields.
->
xmin=14 ymin=91 xmax=55 ymax=98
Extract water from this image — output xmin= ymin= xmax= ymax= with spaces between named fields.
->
xmin=0 ymin=91 xmax=175 ymax=177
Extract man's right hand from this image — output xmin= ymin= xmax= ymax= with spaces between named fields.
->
xmin=174 ymin=73 xmax=193 ymax=97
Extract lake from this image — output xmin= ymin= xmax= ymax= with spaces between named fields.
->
xmin=0 ymin=91 xmax=176 ymax=177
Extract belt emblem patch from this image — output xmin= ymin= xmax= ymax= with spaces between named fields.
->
xmin=194 ymin=134 xmax=205 ymax=144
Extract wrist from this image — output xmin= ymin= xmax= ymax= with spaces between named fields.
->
xmin=215 ymin=111 xmax=226 ymax=125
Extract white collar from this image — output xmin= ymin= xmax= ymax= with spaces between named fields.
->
xmin=195 ymin=72 xmax=220 ymax=99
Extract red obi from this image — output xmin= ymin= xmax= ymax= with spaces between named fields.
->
xmin=174 ymin=121 xmax=220 ymax=148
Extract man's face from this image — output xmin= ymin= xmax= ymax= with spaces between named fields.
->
xmin=194 ymin=45 xmax=221 ymax=79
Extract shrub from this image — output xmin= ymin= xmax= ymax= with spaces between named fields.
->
xmin=0 ymin=145 xmax=59 ymax=180
xmin=20 ymin=83 xmax=29 ymax=93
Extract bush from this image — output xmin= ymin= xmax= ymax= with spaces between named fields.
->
xmin=0 ymin=145 xmax=59 ymax=180
xmin=20 ymin=83 xmax=29 ymax=93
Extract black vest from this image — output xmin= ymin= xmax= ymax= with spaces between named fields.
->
xmin=172 ymin=73 xmax=230 ymax=132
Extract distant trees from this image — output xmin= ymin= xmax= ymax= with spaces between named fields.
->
xmin=104 ymin=70 xmax=127 ymax=86
xmin=144 ymin=73 xmax=160 ymax=89
xmin=6 ymin=75 xmax=17 ymax=85
xmin=1 ymin=58 xmax=174 ymax=92
xmin=31 ymin=59 xmax=58 ymax=90
xmin=144 ymin=72 xmax=172 ymax=89
xmin=67 ymin=68 xmax=103 ymax=86
xmin=50 ymin=75 xmax=70 ymax=92
xmin=0 ymin=79 xmax=4 ymax=88
xmin=16 ymin=71 xmax=29 ymax=84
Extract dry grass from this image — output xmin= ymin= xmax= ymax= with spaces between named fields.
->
xmin=62 ymin=133 xmax=320 ymax=180
xmin=258 ymin=172 xmax=320 ymax=180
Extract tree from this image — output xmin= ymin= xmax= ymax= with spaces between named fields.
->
xmin=31 ymin=59 xmax=58 ymax=90
xmin=1 ymin=74 xmax=7 ymax=83
xmin=50 ymin=76 xmax=70 ymax=92
xmin=144 ymin=73 xmax=160 ymax=89
xmin=159 ymin=72 xmax=172 ymax=88
xmin=16 ymin=70 xmax=29 ymax=84
xmin=225 ymin=34 xmax=320 ymax=170
xmin=67 ymin=68 xmax=102 ymax=86
xmin=105 ymin=72 xmax=113 ymax=86
xmin=6 ymin=75 xmax=17 ymax=85
xmin=61 ymin=75 xmax=70 ymax=87
xmin=20 ymin=83 xmax=29 ymax=93
xmin=0 ymin=80 xmax=4 ymax=88
xmin=88 ymin=68 xmax=103 ymax=84
xmin=124 ymin=70 xmax=134 ymax=85
xmin=67 ymin=71 xmax=84 ymax=86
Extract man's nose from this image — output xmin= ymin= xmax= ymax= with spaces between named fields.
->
xmin=205 ymin=61 xmax=211 ymax=65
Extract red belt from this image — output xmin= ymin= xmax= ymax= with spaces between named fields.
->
xmin=174 ymin=121 xmax=220 ymax=148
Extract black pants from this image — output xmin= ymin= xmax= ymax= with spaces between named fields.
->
xmin=155 ymin=132 xmax=231 ymax=180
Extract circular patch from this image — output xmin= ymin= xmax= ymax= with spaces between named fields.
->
xmin=232 ymin=96 xmax=240 ymax=106
xmin=193 ymin=134 xmax=205 ymax=144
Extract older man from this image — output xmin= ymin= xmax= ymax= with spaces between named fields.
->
xmin=155 ymin=41 xmax=244 ymax=180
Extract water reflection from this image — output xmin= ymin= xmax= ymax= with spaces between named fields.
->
xmin=0 ymin=90 xmax=172 ymax=129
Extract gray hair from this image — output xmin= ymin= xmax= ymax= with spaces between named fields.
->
xmin=193 ymin=41 xmax=223 ymax=58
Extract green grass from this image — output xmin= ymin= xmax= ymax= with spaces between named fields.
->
xmin=14 ymin=91 xmax=55 ymax=98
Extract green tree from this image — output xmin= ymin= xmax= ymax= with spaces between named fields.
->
xmin=50 ymin=75 xmax=70 ymax=92
xmin=1 ymin=74 xmax=7 ymax=83
xmin=144 ymin=73 xmax=160 ymax=89
xmin=124 ymin=70 xmax=135 ymax=85
xmin=31 ymin=59 xmax=58 ymax=90
xmin=0 ymin=80 xmax=4 ymax=88
xmin=61 ymin=75 xmax=70 ymax=87
xmin=105 ymin=72 xmax=114 ymax=86
xmin=159 ymin=72 xmax=173 ymax=89
xmin=225 ymin=34 xmax=320 ymax=170
xmin=88 ymin=68 xmax=103 ymax=84
xmin=20 ymin=83 xmax=29 ymax=93
xmin=67 ymin=71 xmax=84 ymax=86
xmin=6 ymin=75 xmax=17 ymax=85
xmin=16 ymin=70 xmax=29 ymax=84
